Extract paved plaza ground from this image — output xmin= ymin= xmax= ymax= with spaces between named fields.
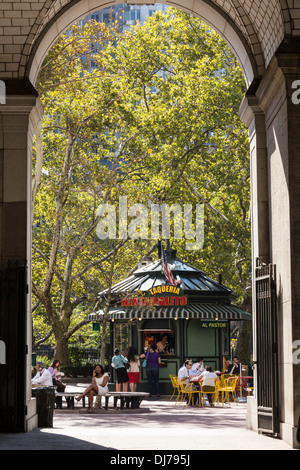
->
xmin=0 ymin=382 xmax=296 ymax=452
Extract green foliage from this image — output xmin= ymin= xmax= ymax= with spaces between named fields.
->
xmin=67 ymin=346 xmax=98 ymax=366
xmin=36 ymin=355 xmax=51 ymax=368
xmin=32 ymin=8 xmax=251 ymax=363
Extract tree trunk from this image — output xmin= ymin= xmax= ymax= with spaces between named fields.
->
xmin=54 ymin=334 xmax=69 ymax=366
xmin=235 ymin=295 xmax=252 ymax=366
xmin=99 ymin=242 xmax=117 ymax=366
xmin=100 ymin=319 xmax=109 ymax=366
xmin=235 ymin=320 xmax=252 ymax=366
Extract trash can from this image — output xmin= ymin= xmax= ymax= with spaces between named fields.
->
xmin=32 ymin=387 xmax=55 ymax=427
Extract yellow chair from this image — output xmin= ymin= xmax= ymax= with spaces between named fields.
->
xmin=173 ymin=377 xmax=185 ymax=405
xmin=176 ymin=380 xmax=201 ymax=406
xmin=200 ymin=383 xmax=219 ymax=407
xmin=219 ymin=376 xmax=239 ymax=405
xmin=169 ymin=374 xmax=180 ymax=401
xmin=220 ymin=373 xmax=234 ymax=381
xmin=218 ymin=375 xmax=235 ymax=403
xmin=177 ymin=380 xmax=188 ymax=405
xmin=184 ymin=382 xmax=202 ymax=407
xmin=169 ymin=374 xmax=175 ymax=399
xmin=213 ymin=379 xmax=222 ymax=406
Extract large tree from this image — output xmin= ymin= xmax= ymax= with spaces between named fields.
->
xmin=32 ymin=21 xmax=153 ymax=363
xmin=32 ymin=9 xmax=251 ymax=364
xmin=101 ymin=9 xmax=251 ymax=303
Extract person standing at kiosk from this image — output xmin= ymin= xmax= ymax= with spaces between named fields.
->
xmin=112 ymin=348 xmax=129 ymax=392
xmin=140 ymin=344 xmax=161 ymax=397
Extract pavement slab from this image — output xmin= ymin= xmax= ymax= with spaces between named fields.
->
xmin=0 ymin=394 xmax=295 ymax=452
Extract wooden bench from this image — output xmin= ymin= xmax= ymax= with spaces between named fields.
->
xmin=55 ymin=389 xmax=149 ymax=411
xmin=55 ymin=392 xmax=86 ymax=409
xmin=55 ymin=383 xmax=115 ymax=409
xmin=97 ymin=392 xmax=149 ymax=410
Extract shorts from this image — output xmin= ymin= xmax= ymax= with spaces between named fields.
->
xmin=127 ymin=372 xmax=139 ymax=384
xmin=116 ymin=367 xmax=129 ymax=383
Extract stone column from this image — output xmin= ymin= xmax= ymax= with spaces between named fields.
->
xmin=0 ymin=80 xmax=42 ymax=432
xmin=275 ymin=39 xmax=300 ymax=449
xmin=239 ymin=84 xmax=270 ymax=437
xmin=241 ymin=37 xmax=300 ymax=449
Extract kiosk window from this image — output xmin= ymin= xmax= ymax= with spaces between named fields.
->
xmin=142 ymin=331 xmax=176 ymax=355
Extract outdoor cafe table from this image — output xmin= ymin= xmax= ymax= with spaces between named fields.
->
xmin=236 ymin=376 xmax=253 ymax=396
xmin=190 ymin=374 xmax=253 ymax=403
xmin=190 ymin=374 xmax=254 ymax=393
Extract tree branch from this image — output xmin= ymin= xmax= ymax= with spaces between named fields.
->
xmin=182 ymin=175 xmax=229 ymax=222
xmin=34 ymin=329 xmax=54 ymax=347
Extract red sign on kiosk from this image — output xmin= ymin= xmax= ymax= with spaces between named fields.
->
xmin=121 ymin=287 xmax=188 ymax=308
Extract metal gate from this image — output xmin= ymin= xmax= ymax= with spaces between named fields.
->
xmin=255 ymin=259 xmax=279 ymax=435
xmin=0 ymin=262 xmax=27 ymax=432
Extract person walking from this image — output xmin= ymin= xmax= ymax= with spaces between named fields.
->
xmin=140 ymin=344 xmax=161 ymax=397
xmin=127 ymin=346 xmax=140 ymax=392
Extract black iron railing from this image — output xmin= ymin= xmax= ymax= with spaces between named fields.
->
xmin=255 ymin=259 xmax=279 ymax=435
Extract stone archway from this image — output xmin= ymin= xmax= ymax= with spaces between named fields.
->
xmin=0 ymin=0 xmax=300 ymax=448
xmin=26 ymin=0 xmax=258 ymax=86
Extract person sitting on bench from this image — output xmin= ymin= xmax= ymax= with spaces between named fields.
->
xmin=76 ymin=364 xmax=109 ymax=412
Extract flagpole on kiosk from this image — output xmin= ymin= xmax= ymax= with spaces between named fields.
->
xmin=161 ymin=240 xmax=182 ymax=287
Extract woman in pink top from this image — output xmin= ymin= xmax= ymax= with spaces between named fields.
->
xmin=127 ymin=346 xmax=140 ymax=392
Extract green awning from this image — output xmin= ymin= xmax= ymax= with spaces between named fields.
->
xmin=87 ymin=304 xmax=251 ymax=321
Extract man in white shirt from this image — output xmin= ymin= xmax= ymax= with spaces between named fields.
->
xmin=178 ymin=360 xmax=195 ymax=381
xmin=178 ymin=360 xmax=201 ymax=406
xmin=32 ymin=362 xmax=53 ymax=386
xmin=191 ymin=357 xmax=205 ymax=375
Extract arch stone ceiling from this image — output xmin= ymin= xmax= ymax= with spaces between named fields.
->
xmin=0 ymin=0 xmax=299 ymax=85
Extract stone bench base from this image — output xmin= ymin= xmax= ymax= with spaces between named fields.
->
xmin=96 ymin=392 xmax=149 ymax=410
xmin=55 ymin=391 xmax=149 ymax=411
xmin=55 ymin=392 xmax=86 ymax=409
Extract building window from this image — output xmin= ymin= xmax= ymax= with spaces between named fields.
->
xmin=114 ymin=322 xmax=131 ymax=353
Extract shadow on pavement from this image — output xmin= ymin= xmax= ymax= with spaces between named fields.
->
xmin=0 ymin=428 xmax=115 ymax=450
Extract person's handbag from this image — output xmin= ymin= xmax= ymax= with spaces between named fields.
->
xmin=142 ymin=353 xmax=148 ymax=368
xmin=122 ymin=356 xmax=130 ymax=369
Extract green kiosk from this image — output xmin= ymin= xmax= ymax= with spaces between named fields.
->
xmin=88 ymin=248 xmax=251 ymax=394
